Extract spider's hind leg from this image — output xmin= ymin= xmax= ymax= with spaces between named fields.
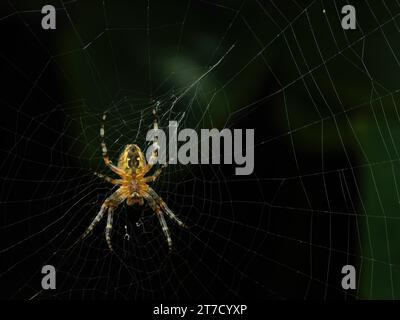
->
xmin=100 ymin=112 xmax=125 ymax=177
xmin=143 ymin=106 xmax=164 ymax=175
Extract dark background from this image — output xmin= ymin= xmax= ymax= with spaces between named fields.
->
xmin=1 ymin=0 xmax=400 ymax=300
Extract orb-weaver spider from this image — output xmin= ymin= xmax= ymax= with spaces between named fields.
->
xmin=81 ymin=108 xmax=186 ymax=251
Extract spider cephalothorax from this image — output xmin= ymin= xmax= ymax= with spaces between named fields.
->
xmin=81 ymin=110 xmax=186 ymax=251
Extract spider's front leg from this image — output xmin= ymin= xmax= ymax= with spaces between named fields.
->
xmin=81 ymin=189 xmax=125 ymax=251
xmin=105 ymin=207 xmax=115 ymax=251
xmin=143 ymin=188 xmax=187 ymax=250
xmin=81 ymin=202 xmax=108 ymax=240
xmin=143 ymin=193 xmax=173 ymax=250
xmin=148 ymin=187 xmax=187 ymax=228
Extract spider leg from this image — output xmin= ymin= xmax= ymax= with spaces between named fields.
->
xmin=143 ymin=192 xmax=173 ymax=250
xmin=81 ymin=202 xmax=107 ymax=240
xmin=81 ymin=189 xmax=125 ymax=250
xmin=156 ymin=209 xmax=172 ymax=250
xmin=105 ymin=207 xmax=115 ymax=251
xmin=143 ymin=107 xmax=162 ymax=175
xmin=148 ymin=187 xmax=187 ymax=228
xmin=100 ymin=112 xmax=125 ymax=177
xmin=143 ymin=163 xmax=168 ymax=183
xmin=94 ymin=172 xmax=123 ymax=185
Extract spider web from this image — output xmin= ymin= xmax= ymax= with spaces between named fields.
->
xmin=1 ymin=0 xmax=400 ymax=300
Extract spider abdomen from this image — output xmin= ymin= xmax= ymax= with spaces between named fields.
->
xmin=118 ymin=144 xmax=147 ymax=175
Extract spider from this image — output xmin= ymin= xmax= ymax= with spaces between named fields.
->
xmin=81 ymin=109 xmax=186 ymax=251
